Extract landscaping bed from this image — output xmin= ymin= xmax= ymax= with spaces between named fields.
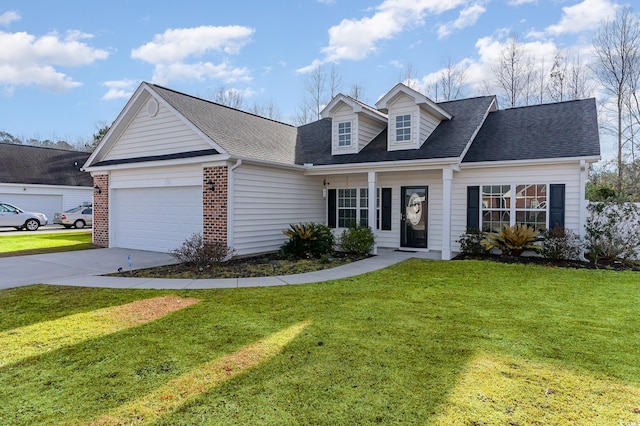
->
xmin=454 ymin=252 xmax=640 ymax=271
xmin=116 ymin=251 xmax=369 ymax=279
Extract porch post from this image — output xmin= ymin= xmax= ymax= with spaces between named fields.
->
xmin=368 ymin=171 xmax=378 ymax=255
xmin=442 ymin=167 xmax=453 ymax=260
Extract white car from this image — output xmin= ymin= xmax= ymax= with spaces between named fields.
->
xmin=0 ymin=202 xmax=48 ymax=231
xmin=53 ymin=205 xmax=93 ymax=229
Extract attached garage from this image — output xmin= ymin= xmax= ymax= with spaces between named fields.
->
xmin=111 ymin=186 xmax=202 ymax=253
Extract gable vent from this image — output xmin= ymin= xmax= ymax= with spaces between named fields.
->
xmin=147 ymin=99 xmax=159 ymax=117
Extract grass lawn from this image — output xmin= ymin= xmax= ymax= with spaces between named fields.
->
xmin=0 ymin=259 xmax=639 ymax=425
xmin=0 ymin=231 xmax=94 ymax=257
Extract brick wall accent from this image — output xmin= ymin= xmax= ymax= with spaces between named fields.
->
xmin=92 ymin=174 xmax=109 ymax=247
xmin=203 ymin=166 xmax=228 ymax=245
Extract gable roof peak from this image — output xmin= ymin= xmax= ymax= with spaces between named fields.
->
xmin=320 ymin=92 xmax=387 ymax=121
xmin=145 ymin=82 xmax=295 ymax=128
xmin=376 ymin=83 xmax=452 ymax=120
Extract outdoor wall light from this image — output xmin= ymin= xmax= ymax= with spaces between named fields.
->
xmin=206 ymin=179 xmax=215 ymax=191
xmin=94 ymin=185 xmax=101 ymax=194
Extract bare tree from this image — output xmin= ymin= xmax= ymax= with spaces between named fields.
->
xmin=534 ymin=57 xmax=550 ymax=105
xmin=349 ymin=83 xmax=366 ymax=101
xmin=399 ymin=63 xmax=419 ymax=89
xmin=434 ymin=57 xmax=467 ymax=101
xmin=209 ymin=86 xmax=244 ymax=109
xmin=294 ymin=64 xmax=344 ymax=125
xmin=329 ymin=63 xmax=342 ymax=99
xmin=250 ymin=100 xmax=282 ymax=121
xmin=592 ymin=7 xmax=640 ymax=192
xmin=549 ymin=54 xmax=567 ymax=102
xmin=566 ymin=55 xmax=594 ymax=101
xmin=306 ymin=66 xmax=327 ymax=121
xmin=493 ymin=37 xmax=528 ymax=108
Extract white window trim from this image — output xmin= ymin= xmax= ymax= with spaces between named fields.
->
xmin=337 ymin=121 xmax=352 ymax=147
xmin=481 ymin=183 xmax=549 ymax=232
xmin=335 ymin=187 xmax=382 ymax=229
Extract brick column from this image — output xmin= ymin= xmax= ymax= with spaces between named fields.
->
xmin=203 ymin=166 xmax=228 ymax=245
xmin=92 ymin=174 xmax=109 ymax=247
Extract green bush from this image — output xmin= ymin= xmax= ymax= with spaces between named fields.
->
xmin=340 ymin=225 xmax=375 ymax=255
xmin=540 ymin=227 xmax=583 ymax=261
xmin=280 ymin=222 xmax=335 ymax=258
xmin=482 ymin=224 xmax=540 ymax=257
xmin=457 ymin=228 xmax=486 ymax=255
xmin=169 ymin=233 xmax=234 ymax=267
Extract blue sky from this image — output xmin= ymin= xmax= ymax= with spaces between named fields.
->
xmin=0 ymin=0 xmax=625 ymax=156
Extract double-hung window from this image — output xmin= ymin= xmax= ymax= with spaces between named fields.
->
xmin=337 ymin=188 xmax=371 ymax=228
xmin=396 ymin=114 xmax=411 ymax=142
xmin=338 ymin=121 xmax=351 ymax=147
xmin=481 ymin=184 xmax=548 ymax=232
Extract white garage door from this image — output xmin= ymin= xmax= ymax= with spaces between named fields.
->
xmin=0 ymin=194 xmax=62 ymax=224
xmin=112 ymin=186 xmax=202 ymax=252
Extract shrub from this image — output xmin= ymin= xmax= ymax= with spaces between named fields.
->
xmin=169 ymin=233 xmax=234 ymax=267
xmin=457 ymin=228 xmax=487 ymax=255
xmin=340 ymin=225 xmax=375 ymax=255
xmin=585 ymin=201 xmax=640 ymax=263
xmin=540 ymin=227 xmax=583 ymax=261
xmin=281 ymin=222 xmax=335 ymax=258
xmin=482 ymin=224 xmax=540 ymax=256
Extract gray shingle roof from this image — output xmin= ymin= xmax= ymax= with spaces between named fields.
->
xmin=0 ymin=143 xmax=92 ymax=186
xmin=463 ymin=98 xmax=600 ymax=163
xmin=149 ymin=84 xmax=299 ymax=164
xmin=295 ymin=96 xmax=496 ymax=165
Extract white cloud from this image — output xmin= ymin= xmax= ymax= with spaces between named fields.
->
xmin=101 ymin=79 xmax=139 ymax=100
xmin=461 ymin=35 xmax=558 ymax=94
xmin=132 ymin=25 xmax=254 ymax=84
xmin=546 ymin=0 xmax=619 ymax=35
xmin=0 ymin=29 xmax=109 ymax=92
xmin=507 ymin=0 xmax=536 ymax=5
xmin=0 ymin=10 xmax=20 ymax=26
xmin=151 ymin=62 xmax=251 ymax=85
xmin=132 ymin=25 xmax=253 ymax=63
xmin=437 ymin=3 xmax=486 ymax=39
xmin=298 ymin=0 xmax=468 ymax=73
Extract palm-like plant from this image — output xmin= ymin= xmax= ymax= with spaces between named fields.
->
xmin=482 ymin=223 xmax=540 ymax=256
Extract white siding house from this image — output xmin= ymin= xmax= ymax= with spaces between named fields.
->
xmin=83 ymin=82 xmax=600 ymax=259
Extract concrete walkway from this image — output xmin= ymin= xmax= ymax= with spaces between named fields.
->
xmin=0 ymin=248 xmax=440 ymax=290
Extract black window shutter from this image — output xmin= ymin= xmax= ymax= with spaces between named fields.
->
xmin=549 ymin=184 xmax=565 ymax=229
xmin=467 ymin=186 xmax=480 ymax=231
xmin=381 ymin=188 xmax=392 ymax=231
xmin=328 ymin=189 xmax=337 ymax=228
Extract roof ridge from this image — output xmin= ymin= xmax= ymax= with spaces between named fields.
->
xmin=501 ymin=97 xmax=594 ymax=111
xmin=147 ymin=82 xmax=295 ymax=128
xmin=0 ymin=142 xmax=87 ymax=153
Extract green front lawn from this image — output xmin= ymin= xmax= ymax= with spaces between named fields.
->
xmin=0 ymin=231 xmax=94 ymax=257
xmin=0 ymin=260 xmax=638 ymax=425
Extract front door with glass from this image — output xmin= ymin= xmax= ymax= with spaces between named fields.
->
xmin=400 ymin=186 xmax=428 ymax=248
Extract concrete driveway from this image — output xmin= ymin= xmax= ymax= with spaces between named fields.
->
xmin=0 ymin=248 xmax=176 ymax=290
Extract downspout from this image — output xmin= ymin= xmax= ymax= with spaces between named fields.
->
xmin=578 ymin=160 xmax=589 ymax=262
xmin=227 ymin=159 xmax=242 ymax=250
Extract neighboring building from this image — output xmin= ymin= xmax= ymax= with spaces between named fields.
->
xmin=83 ymin=82 xmax=600 ymax=259
xmin=0 ymin=143 xmax=93 ymax=221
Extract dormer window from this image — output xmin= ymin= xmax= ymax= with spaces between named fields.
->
xmin=396 ymin=114 xmax=411 ymax=142
xmin=338 ymin=121 xmax=352 ymax=146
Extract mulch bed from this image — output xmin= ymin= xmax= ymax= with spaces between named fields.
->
xmin=453 ymin=253 xmax=640 ymax=272
xmin=111 ymin=252 xmax=368 ymax=279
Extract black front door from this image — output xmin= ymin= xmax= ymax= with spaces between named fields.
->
xmin=401 ymin=186 xmax=428 ymax=248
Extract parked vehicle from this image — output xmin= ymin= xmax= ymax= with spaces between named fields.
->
xmin=0 ymin=202 xmax=48 ymax=231
xmin=53 ymin=205 xmax=93 ymax=229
